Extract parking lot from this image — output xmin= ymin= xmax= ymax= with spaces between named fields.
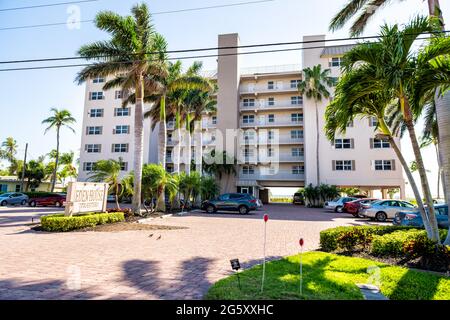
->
xmin=0 ymin=204 xmax=383 ymax=299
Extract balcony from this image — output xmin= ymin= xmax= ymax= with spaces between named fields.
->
xmin=240 ymin=119 xmax=303 ymax=128
xmin=240 ymin=83 xmax=300 ymax=95
xmin=239 ymin=169 xmax=305 ymax=181
xmin=239 ymin=154 xmax=305 ymax=163
xmin=239 ymin=136 xmax=304 ymax=145
xmin=240 ymin=100 xmax=303 ymax=111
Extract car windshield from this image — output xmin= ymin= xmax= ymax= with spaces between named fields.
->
xmin=0 ymin=193 xmax=12 ymax=197
xmin=332 ymin=197 xmax=341 ymax=202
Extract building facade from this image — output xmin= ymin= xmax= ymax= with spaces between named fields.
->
xmin=78 ymin=33 xmax=406 ymax=200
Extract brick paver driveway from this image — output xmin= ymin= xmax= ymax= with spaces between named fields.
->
xmin=0 ymin=204 xmax=382 ymax=299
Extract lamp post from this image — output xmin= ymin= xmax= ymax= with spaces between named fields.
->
xmin=261 ymin=214 xmax=269 ymax=293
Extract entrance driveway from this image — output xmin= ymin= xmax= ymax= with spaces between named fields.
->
xmin=0 ymin=204 xmax=382 ymax=299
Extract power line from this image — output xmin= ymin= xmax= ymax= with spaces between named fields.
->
xmin=0 ymin=36 xmax=437 ymax=72
xmin=0 ymin=0 xmax=100 ymax=12
xmin=0 ymin=0 xmax=275 ymax=31
xmin=0 ymin=30 xmax=448 ymax=65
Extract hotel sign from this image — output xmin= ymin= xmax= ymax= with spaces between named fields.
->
xmin=64 ymin=182 xmax=109 ymax=216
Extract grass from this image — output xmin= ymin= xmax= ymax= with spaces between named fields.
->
xmin=205 ymin=252 xmax=450 ymax=300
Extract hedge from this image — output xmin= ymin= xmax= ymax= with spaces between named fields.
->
xmin=40 ymin=212 xmax=125 ymax=232
xmin=320 ymin=225 xmax=415 ymax=252
xmin=24 ymin=192 xmax=64 ymax=198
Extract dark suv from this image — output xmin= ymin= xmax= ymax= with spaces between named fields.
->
xmin=201 ymin=193 xmax=258 ymax=214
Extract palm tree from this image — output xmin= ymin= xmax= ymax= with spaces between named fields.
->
xmin=88 ymin=158 xmax=123 ymax=210
xmin=42 ymin=108 xmax=76 ymax=192
xmin=1 ymin=137 xmax=17 ymax=164
xmin=76 ymin=3 xmax=167 ymax=215
xmin=329 ymin=0 xmax=444 ymax=36
xmin=298 ymin=64 xmax=334 ymax=185
xmin=325 ymin=85 xmax=433 ymax=237
xmin=340 ymin=17 xmax=450 ymax=242
xmin=141 ymin=163 xmax=177 ymax=212
xmin=59 ymin=152 xmax=78 ymax=186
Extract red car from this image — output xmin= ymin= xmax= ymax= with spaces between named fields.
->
xmin=28 ymin=193 xmax=66 ymax=207
xmin=343 ymin=198 xmax=379 ymax=217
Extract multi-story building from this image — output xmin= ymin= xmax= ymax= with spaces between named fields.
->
xmin=78 ymin=33 xmax=406 ymax=202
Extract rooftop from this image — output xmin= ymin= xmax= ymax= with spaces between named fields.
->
xmin=320 ymin=44 xmax=355 ymax=57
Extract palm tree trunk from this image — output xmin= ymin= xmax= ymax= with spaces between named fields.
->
xmin=315 ymin=101 xmax=320 ymax=185
xmin=115 ymin=186 xmax=121 ymax=210
xmin=185 ymin=115 xmax=191 ymax=175
xmin=402 ymin=97 xmax=440 ymax=242
xmin=195 ymin=120 xmax=202 ymax=206
xmin=174 ymin=110 xmax=181 ymax=173
xmin=158 ymin=95 xmax=167 ymax=169
xmin=50 ymin=127 xmax=60 ymax=192
xmin=388 ymin=136 xmax=432 ymax=237
xmin=132 ymin=77 xmax=144 ymax=215
xmin=435 ymin=143 xmax=441 ymax=199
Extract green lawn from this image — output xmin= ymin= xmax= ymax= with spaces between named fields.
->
xmin=205 ymin=252 xmax=450 ymax=300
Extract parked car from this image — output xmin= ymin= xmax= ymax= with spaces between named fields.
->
xmin=256 ymin=199 xmax=264 ymax=209
xmin=393 ymin=204 xmax=449 ymax=228
xmin=360 ymin=200 xmax=417 ymax=222
xmin=343 ymin=198 xmax=379 ymax=217
xmin=28 ymin=193 xmax=66 ymax=207
xmin=201 ymin=193 xmax=258 ymax=214
xmin=0 ymin=192 xmax=29 ymax=206
xmin=107 ymin=195 xmax=116 ymax=203
xmin=325 ymin=197 xmax=358 ymax=213
xmin=293 ymin=192 xmax=305 ymax=205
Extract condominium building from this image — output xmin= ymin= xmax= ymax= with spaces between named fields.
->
xmin=78 ymin=33 xmax=406 ymax=202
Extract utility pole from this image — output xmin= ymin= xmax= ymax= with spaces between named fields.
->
xmin=20 ymin=143 xmax=28 ymax=192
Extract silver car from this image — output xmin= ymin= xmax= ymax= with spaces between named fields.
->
xmin=325 ymin=197 xmax=358 ymax=213
xmin=0 ymin=192 xmax=29 ymax=206
xmin=360 ymin=200 xmax=416 ymax=222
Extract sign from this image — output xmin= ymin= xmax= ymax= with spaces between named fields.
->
xmin=64 ymin=182 xmax=109 ymax=216
xmin=230 ymin=259 xmax=241 ymax=271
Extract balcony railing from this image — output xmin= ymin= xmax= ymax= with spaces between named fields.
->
xmin=239 ymin=136 xmax=304 ymax=145
xmin=240 ymin=100 xmax=303 ymax=111
xmin=239 ymin=170 xmax=305 ymax=181
xmin=240 ymin=119 xmax=303 ymax=128
xmin=239 ymin=154 xmax=305 ymax=163
xmin=240 ymin=83 xmax=300 ymax=94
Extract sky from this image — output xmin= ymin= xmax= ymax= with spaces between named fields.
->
xmin=0 ymin=0 xmax=448 ymax=198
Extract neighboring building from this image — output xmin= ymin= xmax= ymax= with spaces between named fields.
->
xmin=78 ymin=33 xmax=406 ymax=201
xmin=0 ymin=176 xmax=64 ymax=193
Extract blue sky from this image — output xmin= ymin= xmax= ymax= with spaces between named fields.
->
xmin=0 ymin=0 xmax=448 ymax=197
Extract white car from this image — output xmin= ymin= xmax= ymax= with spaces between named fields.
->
xmin=256 ymin=199 xmax=263 ymax=209
xmin=325 ymin=197 xmax=358 ymax=213
xmin=360 ymin=200 xmax=417 ymax=222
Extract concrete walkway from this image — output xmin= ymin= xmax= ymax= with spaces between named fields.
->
xmin=0 ymin=204 xmax=383 ymax=299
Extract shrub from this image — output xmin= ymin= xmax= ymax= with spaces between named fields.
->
xmin=320 ymin=225 xmax=414 ymax=252
xmin=40 ymin=212 xmax=125 ymax=232
xmin=24 ymin=192 xmax=62 ymax=198
xmin=371 ymin=229 xmax=425 ymax=256
xmin=106 ymin=208 xmax=132 ymax=217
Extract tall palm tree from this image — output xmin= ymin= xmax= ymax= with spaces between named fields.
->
xmin=88 ymin=158 xmax=124 ymax=210
xmin=76 ymin=3 xmax=167 ymax=215
xmin=298 ymin=64 xmax=334 ymax=185
xmin=42 ymin=108 xmax=76 ymax=192
xmin=325 ymin=81 xmax=433 ymax=236
xmin=329 ymin=0 xmax=444 ymax=36
xmin=1 ymin=137 xmax=17 ymax=164
xmin=341 ymin=17 xmax=450 ymax=242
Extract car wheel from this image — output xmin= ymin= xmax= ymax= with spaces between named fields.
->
xmin=0 ymin=200 xmax=6 ymax=206
xmin=55 ymin=201 xmax=62 ymax=207
xmin=335 ymin=206 xmax=343 ymax=213
xmin=21 ymin=200 xmax=26 ymax=205
xmin=375 ymin=211 xmax=388 ymax=222
xmin=29 ymin=201 xmax=36 ymax=207
xmin=238 ymin=205 xmax=249 ymax=215
xmin=352 ymin=213 xmax=359 ymax=218
xmin=206 ymin=205 xmax=216 ymax=214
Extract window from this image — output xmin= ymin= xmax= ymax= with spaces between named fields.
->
xmin=334 ymin=160 xmax=354 ymax=171
xmin=267 ymin=81 xmax=274 ymax=90
xmin=291 ymin=113 xmax=303 ymax=123
xmin=268 ymin=147 xmax=274 ymax=157
xmin=243 ymin=98 xmax=255 ymax=107
xmin=112 ymin=143 xmax=129 ymax=153
xmin=268 ymin=130 xmax=275 ymax=141
xmin=120 ymin=162 xmax=128 ymax=171
xmin=329 ymin=57 xmax=343 ymax=67
xmin=292 ymin=147 xmax=303 ymax=157
xmin=268 ymin=114 xmax=275 ymax=123
xmin=290 ymin=79 xmax=300 ymax=89
xmin=114 ymin=125 xmax=130 ymax=134
xmin=89 ymin=92 xmax=104 ymax=100
xmin=243 ymin=148 xmax=254 ymax=158
xmin=89 ymin=108 xmax=104 ymax=118
xmin=291 ymin=96 xmax=303 ymax=105
xmin=372 ymin=138 xmax=390 ymax=149
xmin=166 ymin=166 xmax=174 ymax=173
xmin=292 ymin=165 xmax=304 ymax=174
xmin=212 ymin=116 xmax=217 ymax=125
xmin=242 ymin=166 xmax=255 ymax=175
xmin=15 ymin=184 xmax=21 ymax=192
xmin=114 ymin=107 xmax=130 ymax=117
xmin=334 ymin=138 xmax=353 ymax=149
xmin=92 ymin=76 xmax=105 ymax=83
xmin=374 ymin=160 xmax=394 ymax=171
xmin=268 ymin=97 xmax=275 ymax=106
xmin=243 ymin=115 xmax=255 ymax=124
xmin=85 ymin=144 xmax=101 ymax=153
xmin=115 ymin=90 xmax=123 ymax=99
xmin=369 ymin=117 xmax=378 ymax=127
xmin=291 ymin=130 xmax=303 ymax=139
xmin=243 ymin=130 xmax=255 ymax=141
xmin=86 ymin=126 xmax=102 ymax=135
xmin=83 ymin=162 xmax=95 ymax=171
